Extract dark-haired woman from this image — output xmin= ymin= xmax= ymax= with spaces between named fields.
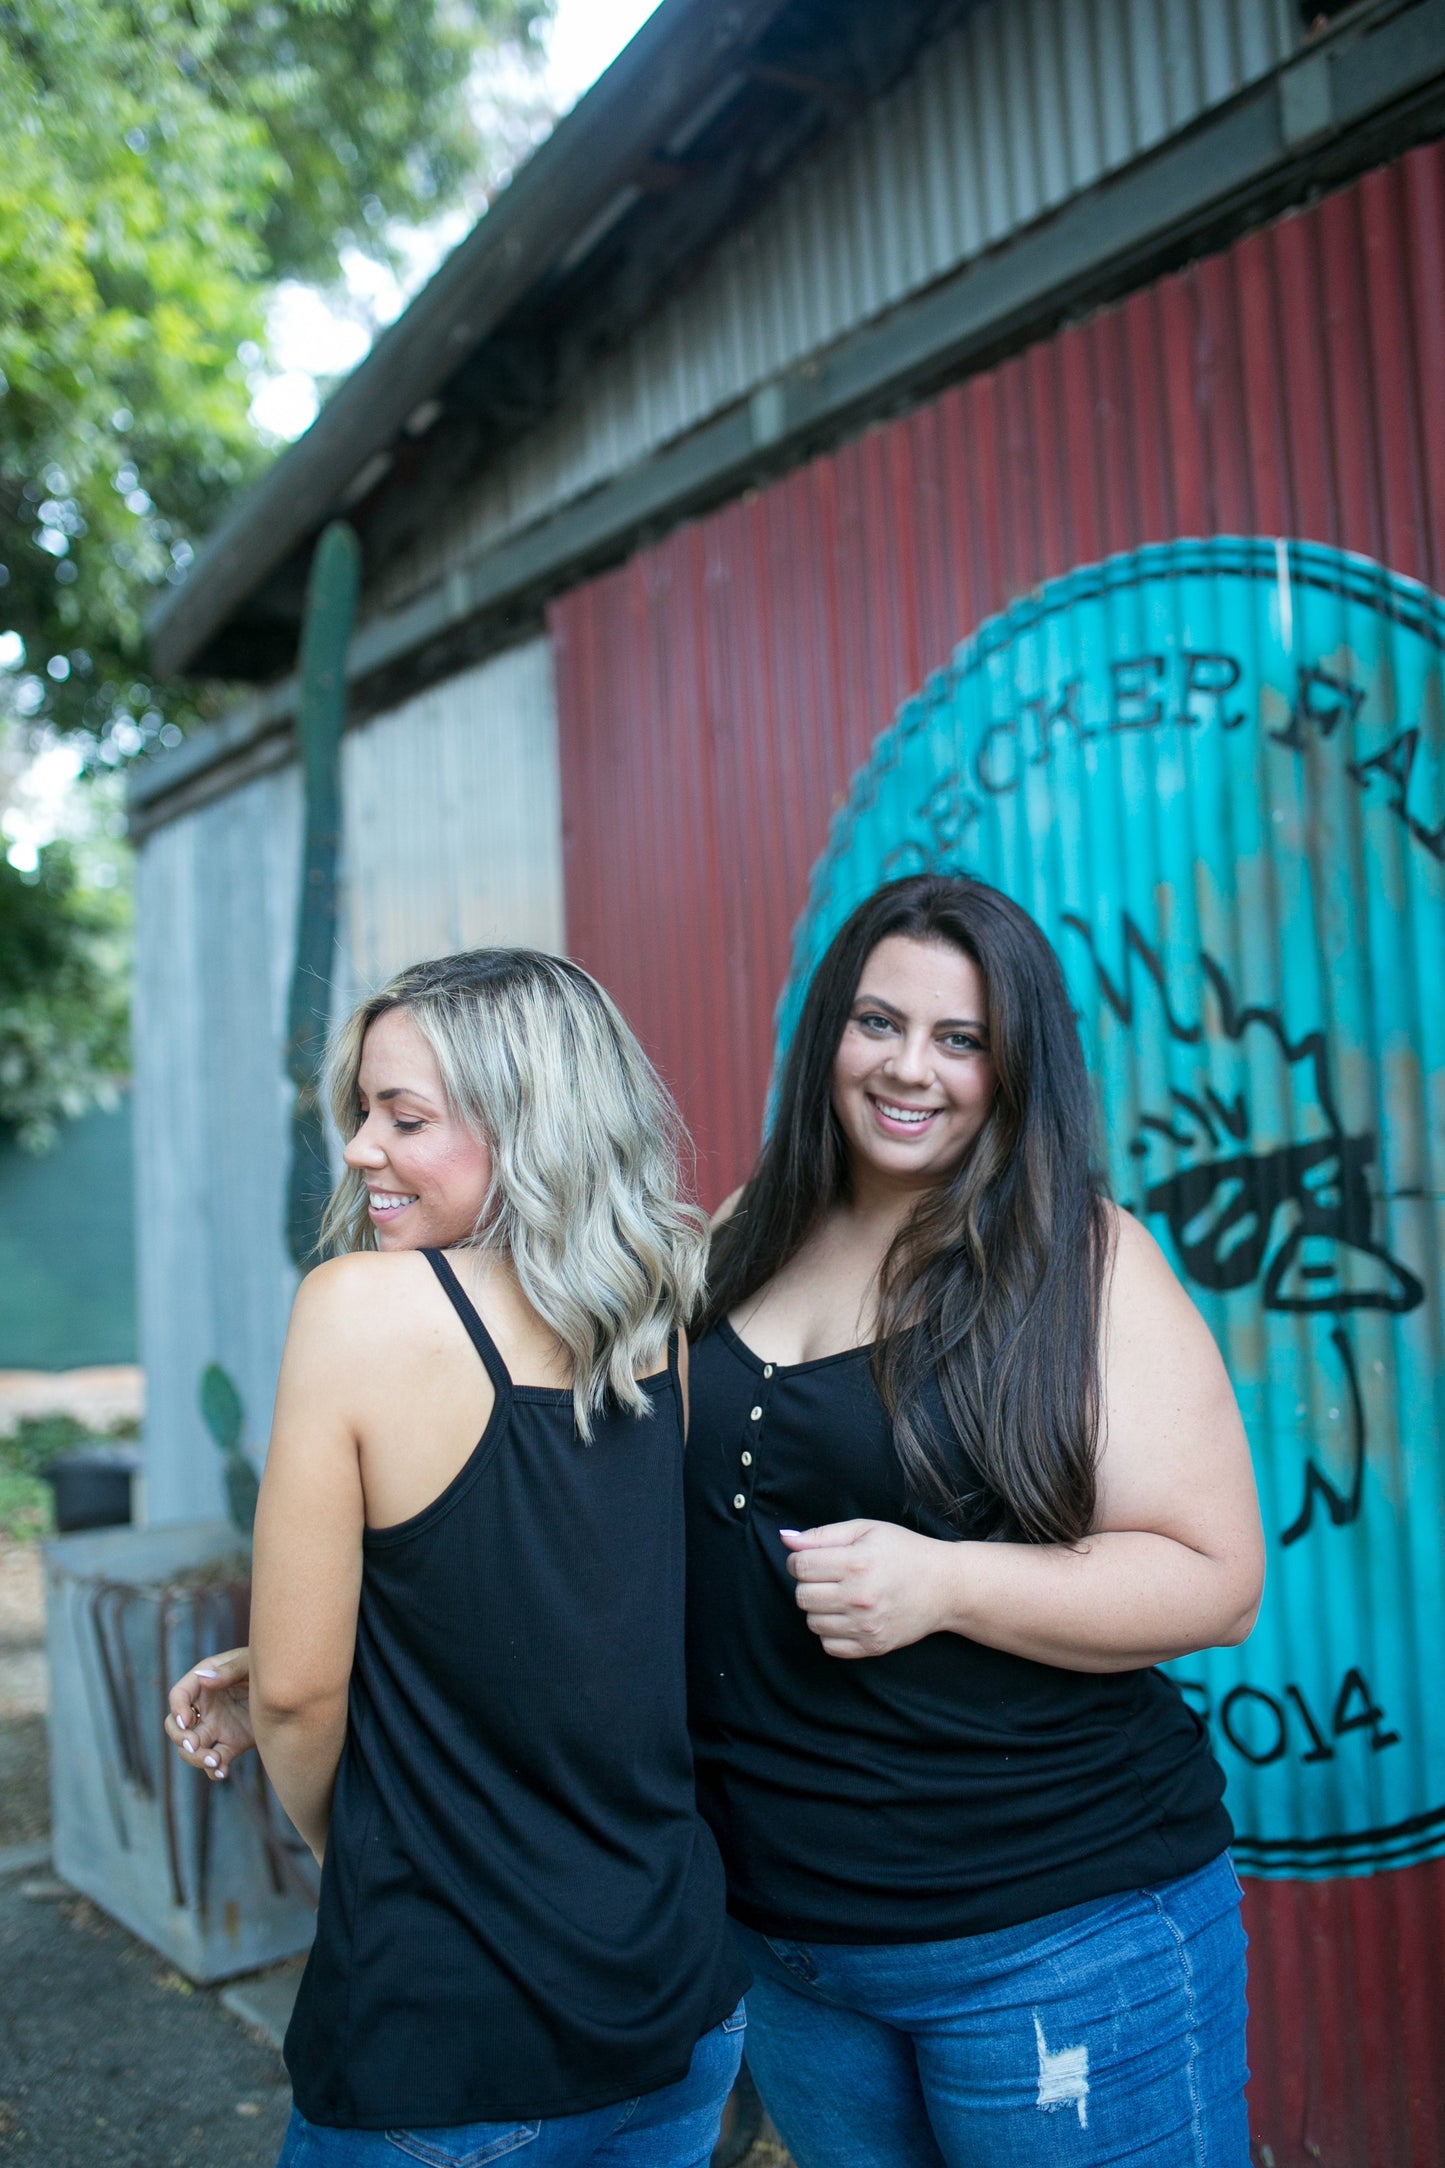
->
xmin=688 ymin=874 xmax=1263 ymax=2166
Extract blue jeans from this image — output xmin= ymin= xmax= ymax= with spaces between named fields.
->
xmin=275 ymin=2006 xmax=745 ymax=2168
xmin=735 ymin=1854 xmax=1248 ymax=2167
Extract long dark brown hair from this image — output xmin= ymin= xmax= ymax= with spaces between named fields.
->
xmin=699 ymin=875 xmax=1110 ymax=1543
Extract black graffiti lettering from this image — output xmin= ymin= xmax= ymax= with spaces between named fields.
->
xmin=1205 ymin=1086 xmax=1249 ymax=1141
xmin=1026 ymin=676 xmax=1095 ymax=767
xmin=1350 ymin=723 xmax=1419 ymax=812
xmin=1110 ymin=654 xmax=1165 ymax=732
xmin=1269 ymin=662 xmax=1366 ymax=751
xmin=1281 ymin=1326 xmax=1365 ymax=1547
xmin=974 ymin=718 xmax=1021 ymax=796
xmin=1348 ymin=726 xmax=1445 ymax=863
xmin=1332 ymin=1667 xmax=1401 ymax=1752
xmin=1191 ymin=1670 xmax=1400 ymax=1766
xmin=1177 ymin=651 xmax=1244 ymax=731
xmin=1060 ymin=913 xmax=1202 ymax=1044
xmin=915 ymin=771 xmax=981 ymax=856
xmin=1220 ymin=1685 xmax=1289 ymax=1766
xmin=1283 ymin=1684 xmax=1336 ymax=1763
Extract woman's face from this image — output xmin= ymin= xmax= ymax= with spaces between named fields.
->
xmin=342 ymin=1006 xmax=493 ymax=1250
xmin=830 ymin=934 xmax=999 ymax=1193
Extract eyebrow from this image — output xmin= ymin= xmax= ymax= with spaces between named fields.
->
xmin=372 ymin=1086 xmax=440 ymax=1103
xmin=852 ymin=993 xmax=990 ymax=1034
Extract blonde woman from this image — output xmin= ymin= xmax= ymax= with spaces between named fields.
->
xmin=178 ymin=949 xmax=747 ymax=2167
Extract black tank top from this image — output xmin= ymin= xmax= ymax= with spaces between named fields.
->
xmin=285 ymin=1251 xmax=747 ymax=2127
xmin=685 ymin=1320 xmax=1231 ymax=1943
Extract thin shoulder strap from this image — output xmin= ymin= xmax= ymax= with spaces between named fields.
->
xmin=423 ymin=1249 xmax=512 ymax=1398
xmin=667 ymin=1328 xmax=687 ymax=1446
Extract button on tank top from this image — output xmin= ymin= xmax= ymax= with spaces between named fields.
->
xmin=284 ymin=1250 xmax=747 ymax=2128
xmin=685 ymin=1320 xmax=1231 ymax=1944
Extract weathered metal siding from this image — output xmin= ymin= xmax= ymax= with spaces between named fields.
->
xmin=133 ymin=638 xmax=561 ymax=1521
xmin=133 ymin=764 xmax=303 ymax=1525
xmin=551 ymin=143 xmax=1445 ymax=2166
xmin=341 ymin=637 xmax=561 ymax=987
xmin=375 ymin=0 xmax=1299 ymax=615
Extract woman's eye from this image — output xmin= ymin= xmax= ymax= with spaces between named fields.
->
xmin=855 ymin=1012 xmax=894 ymax=1033
xmin=392 ymin=1118 xmax=424 ymax=1134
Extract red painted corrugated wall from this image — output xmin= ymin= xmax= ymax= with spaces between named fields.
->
xmin=551 ymin=144 xmax=1445 ymax=2166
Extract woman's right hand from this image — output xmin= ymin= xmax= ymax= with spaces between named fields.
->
xmin=164 ymin=1646 xmax=256 ymax=1781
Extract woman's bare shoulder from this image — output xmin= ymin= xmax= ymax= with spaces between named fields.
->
xmin=291 ymin=1249 xmax=434 ymax=1334
xmin=1100 ymin=1201 xmax=1220 ymax=1366
xmin=1102 ymin=1199 xmax=1176 ymax=1285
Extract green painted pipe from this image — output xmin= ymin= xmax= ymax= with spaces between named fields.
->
xmin=284 ymin=520 xmax=361 ymax=1271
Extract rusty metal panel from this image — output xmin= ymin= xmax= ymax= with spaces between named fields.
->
xmin=376 ymin=0 xmax=1299 ymax=614
xmin=132 ymin=763 xmax=303 ymax=1525
xmin=341 ymin=637 xmax=562 ymax=988
xmin=552 ymin=142 xmax=1445 ymax=2165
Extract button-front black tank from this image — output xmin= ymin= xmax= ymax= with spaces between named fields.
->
xmin=285 ymin=1251 xmax=747 ymax=2128
xmin=685 ymin=1319 xmax=1231 ymax=1944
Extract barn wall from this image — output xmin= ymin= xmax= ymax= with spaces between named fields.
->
xmin=342 ymin=638 xmax=561 ymax=987
xmin=551 ymin=144 xmax=1445 ymax=2166
xmin=134 ymin=637 xmax=560 ymax=1521
xmin=373 ymin=0 xmax=1299 ymax=615
xmin=133 ymin=763 xmax=303 ymax=1524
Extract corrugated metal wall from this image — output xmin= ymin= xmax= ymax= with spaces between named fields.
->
xmin=133 ymin=637 xmax=561 ymax=1521
xmin=374 ymin=0 xmax=1299 ymax=615
xmin=342 ymin=639 xmax=562 ymax=987
xmin=134 ymin=764 xmax=303 ymax=1524
xmin=551 ymin=143 xmax=1445 ymax=2167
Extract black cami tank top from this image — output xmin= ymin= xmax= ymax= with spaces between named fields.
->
xmin=284 ymin=1250 xmax=747 ymax=2127
xmin=685 ymin=1319 xmax=1231 ymax=1943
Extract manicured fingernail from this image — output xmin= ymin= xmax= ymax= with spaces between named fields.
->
xmin=176 ymin=1709 xmax=188 ymax=1730
xmin=779 ymin=1529 xmax=801 ymax=1539
xmin=203 ymin=1754 xmax=218 ymax=1769
xmin=214 ymin=1767 xmax=227 ymax=1781
xmin=182 ymin=1739 xmax=195 ymax=1754
xmin=195 ymin=1668 xmax=220 ymax=1681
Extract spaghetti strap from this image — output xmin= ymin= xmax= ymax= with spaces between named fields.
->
xmin=422 ymin=1249 xmax=512 ymax=1398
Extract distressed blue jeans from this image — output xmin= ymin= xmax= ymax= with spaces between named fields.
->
xmin=734 ymin=1853 xmax=1248 ymax=2167
xmin=274 ymin=2006 xmax=745 ymax=2168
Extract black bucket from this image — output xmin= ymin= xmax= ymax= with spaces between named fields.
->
xmin=42 ymin=1444 xmax=142 ymax=1533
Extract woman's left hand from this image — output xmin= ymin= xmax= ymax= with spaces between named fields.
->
xmin=782 ymin=1520 xmax=949 ymax=1658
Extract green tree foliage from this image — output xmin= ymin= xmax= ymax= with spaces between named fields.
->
xmin=0 ymin=841 xmax=129 ymax=1149
xmin=0 ymin=0 xmax=549 ymax=759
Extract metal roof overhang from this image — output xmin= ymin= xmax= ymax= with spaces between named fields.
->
xmin=132 ymin=0 xmax=1445 ymax=836
xmin=145 ymin=0 xmax=804 ymax=683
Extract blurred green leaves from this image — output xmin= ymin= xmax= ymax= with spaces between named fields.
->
xmin=0 ymin=0 xmax=551 ymax=759
xmin=0 ymin=840 xmax=130 ymax=1149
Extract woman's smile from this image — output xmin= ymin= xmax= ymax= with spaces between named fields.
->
xmin=867 ymin=1095 xmax=944 ymax=1138
xmin=365 ymin=1187 xmax=420 ymax=1223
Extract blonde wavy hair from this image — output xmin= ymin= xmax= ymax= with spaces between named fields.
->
xmin=320 ymin=950 xmax=707 ymax=1437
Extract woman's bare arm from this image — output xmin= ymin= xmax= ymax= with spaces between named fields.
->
xmin=785 ymin=1208 xmax=1265 ymax=1670
xmin=248 ymin=1259 xmax=368 ymax=1856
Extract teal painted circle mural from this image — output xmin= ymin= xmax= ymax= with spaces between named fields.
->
xmin=779 ymin=538 xmax=1445 ymax=1880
